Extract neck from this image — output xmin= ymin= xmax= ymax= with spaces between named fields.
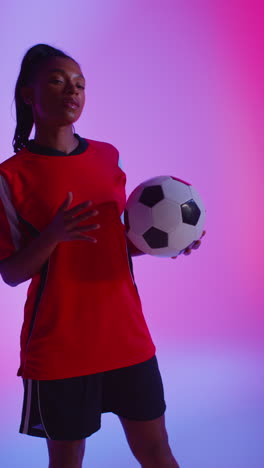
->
xmin=34 ymin=125 xmax=78 ymax=154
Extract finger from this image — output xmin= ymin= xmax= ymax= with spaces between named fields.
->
xmin=60 ymin=192 xmax=73 ymax=212
xmin=171 ymin=256 xmax=178 ymax=259
xmin=66 ymin=200 xmax=93 ymax=217
xmin=200 ymin=230 xmax=206 ymax=238
xmin=76 ymin=209 xmax=99 ymax=221
xmin=66 ymin=191 xmax=73 ymax=209
xmin=66 ymin=209 xmax=99 ymax=225
xmin=75 ymin=223 xmax=100 ymax=232
xmin=68 ymin=234 xmax=98 ymax=243
xmin=192 ymin=240 xmax=201 ymax=249
xmin=189 ymin=241 xmax=196 ymax=249
xmin=184 ymin=248 xmax=192 ymax=255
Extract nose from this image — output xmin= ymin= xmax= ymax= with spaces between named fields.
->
xmin=65 ymin=82 xmax=79 ymax=94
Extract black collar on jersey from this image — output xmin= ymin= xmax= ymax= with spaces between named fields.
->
xmin=26 ymin=133 xmax=88 ymax=156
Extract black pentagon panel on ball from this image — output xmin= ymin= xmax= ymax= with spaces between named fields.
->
xmin=143 ymin=227 xmax=168 ymax=248
xmin=181 ymin=199 xmax=201 ymax=226
xmin=139 ymin=185 xmax=164 ymax=207
xmin=124 ymin=209 xmax=130 ymax=232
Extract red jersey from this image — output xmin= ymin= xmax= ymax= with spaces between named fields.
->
xmin=0 ymin=136 xmax=155 ymax=380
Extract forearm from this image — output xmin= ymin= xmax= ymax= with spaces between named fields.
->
xmin=0 ymin=228 xmax=143 ymax=287
xmin=0 ymin=227 xmax=59 ymax=287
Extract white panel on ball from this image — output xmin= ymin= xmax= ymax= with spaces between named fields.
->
xmin=161 ymin=177 xmax=193 ymax=204
xmin=152 ymin=199 xmax=182 ymax=233
xmin=149 ymin=246 xmax=180 ymax=257
xmin=127 ymin=203 xmax=153 ymax=235
xmin=169 ymin=224 xmax=196 ymax=251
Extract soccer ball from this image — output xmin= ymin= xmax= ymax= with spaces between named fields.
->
xmin=124 ymin=176 xmax=206 ymax=257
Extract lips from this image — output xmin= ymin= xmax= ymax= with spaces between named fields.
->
xmin=63 ymin=98 xmax=80 ymax=108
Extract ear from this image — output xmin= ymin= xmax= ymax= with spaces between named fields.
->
xmin=20 ymin=86 xmax=33 ymax=106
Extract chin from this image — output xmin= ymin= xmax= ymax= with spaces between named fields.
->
xmin=52 ymin=116 xmax=80 ymax=126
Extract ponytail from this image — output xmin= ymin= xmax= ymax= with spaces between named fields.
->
xmin=13 ymin=43 xmax=74 ymax=153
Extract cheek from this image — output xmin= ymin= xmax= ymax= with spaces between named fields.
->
xmin=34 ymin=89 xmax=58 ymax=117
xmin=80 ymin=93 xmax=85 ymax=110
xmin=33 ymin=86 xmax=85 ymax=122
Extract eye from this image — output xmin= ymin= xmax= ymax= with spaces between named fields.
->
xmin=49 ymin=78 xmax=85 ymax=89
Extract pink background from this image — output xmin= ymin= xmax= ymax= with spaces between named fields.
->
xmin=0 ymin=1 xmax=263 ymax=467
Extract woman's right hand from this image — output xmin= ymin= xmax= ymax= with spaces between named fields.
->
xmin=45 ymin=192 xmax=100 ymax=243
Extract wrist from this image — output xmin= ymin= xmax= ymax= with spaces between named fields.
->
xmin=41 ymin=226 xmax=60 ymax=247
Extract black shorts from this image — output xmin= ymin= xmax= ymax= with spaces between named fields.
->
xmin=19 ymin=355 xmax=166 ymax=440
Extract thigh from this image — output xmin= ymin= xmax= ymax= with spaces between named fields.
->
xmin=102 ymin=355 xmax=166 ymax=420
xmin=119 ymin=414 xmax=179 ymax=468
xmin=119 ymin=414 xmax=170 ymax=459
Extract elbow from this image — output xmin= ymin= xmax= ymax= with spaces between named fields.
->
xmin=6 ymin=275 xmax=20 ymax=287
xmin=8 ymin=280 xmax=19 ymax=287
xmin=1 ymin=273 xmax=18 ymax=287
xmin=0 ymin=262 xmax=20 ymax=287
xmin=6 ymin=279 xmax=19 ymax=287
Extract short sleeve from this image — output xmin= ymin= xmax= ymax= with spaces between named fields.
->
xmin=118 ymin=156 xmax=123 ymax=170
xmin=118 ymin=155 xmax=125 ymax=224
xmin=0 ymin=174 xmax=22 ymax=262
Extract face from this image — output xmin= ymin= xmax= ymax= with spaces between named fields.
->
xmin=22 ymin=56 xmax=86 ymax=127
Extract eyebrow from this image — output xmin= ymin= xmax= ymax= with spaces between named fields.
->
xmin=48 ymin=68 xmax=85 ymax=80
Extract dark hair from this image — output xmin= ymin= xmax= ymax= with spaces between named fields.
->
xmin=13 ymin=43 xmax=75 ymax=153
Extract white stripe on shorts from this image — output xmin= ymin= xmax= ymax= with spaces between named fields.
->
xmin=21 ymin=379 xmax=32 ymax=434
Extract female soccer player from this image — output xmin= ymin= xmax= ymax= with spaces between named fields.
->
xmin=0 ymin=44 xmax=205 ymax=468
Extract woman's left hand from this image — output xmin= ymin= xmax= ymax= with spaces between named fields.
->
xmin=171 ymin=230 xmax=206 ymax=259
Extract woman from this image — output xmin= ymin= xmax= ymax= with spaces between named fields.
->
xmin=0 ymin=43 xmax=204 ymax=468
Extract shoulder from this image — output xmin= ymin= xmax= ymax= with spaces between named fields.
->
xmin=0 ymin=148 xmax=27 ymax=174
xmin=84 ymin=138 xmax=120 ymax=164
xmin=85 ymin=138 xmax=119 ymax=158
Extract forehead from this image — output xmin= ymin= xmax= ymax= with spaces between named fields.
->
xmin=39 ymin=56 xmax=84 ymax=79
